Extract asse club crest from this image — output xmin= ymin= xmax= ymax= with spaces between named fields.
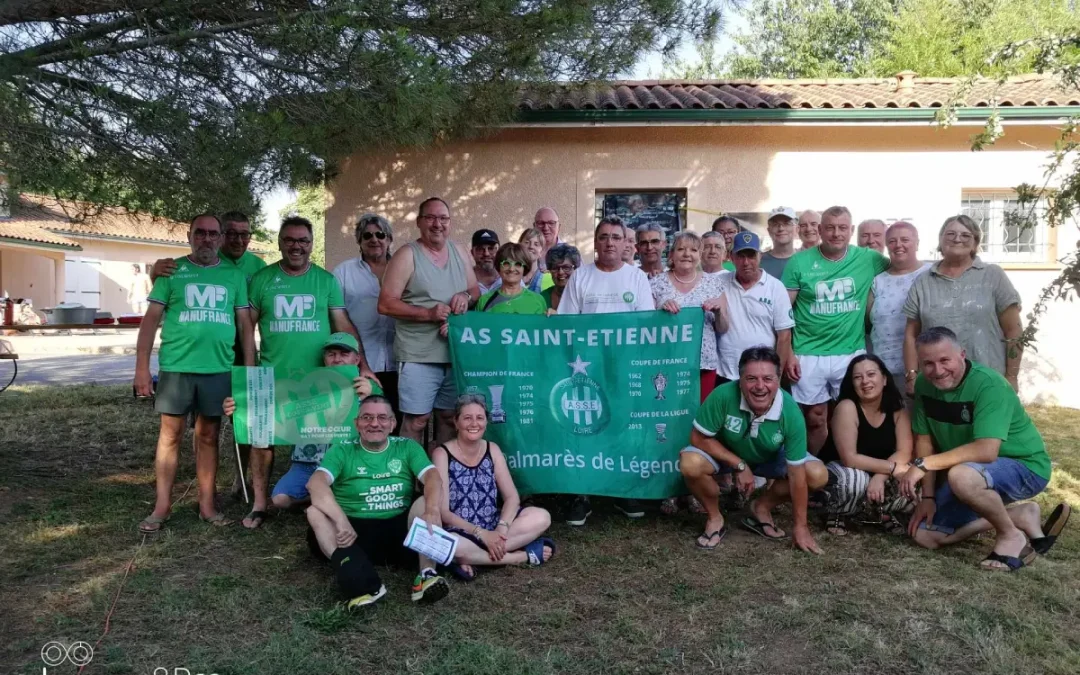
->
xmin=549 ymin=355 xmax=611 ymax=436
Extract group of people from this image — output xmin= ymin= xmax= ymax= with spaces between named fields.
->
xmin=131 ymin=199 xmax=1070 ymax=612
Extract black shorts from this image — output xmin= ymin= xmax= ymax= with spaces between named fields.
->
xmin=155 ymin=371 xmax=230 ymax=417
xmin=307 ymin=512 xmax=414 ymax=567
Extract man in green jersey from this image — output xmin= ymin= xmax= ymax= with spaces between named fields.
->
xmin=244 ymin=216 xmax=376 ymax=529
xmin=680 ymin=347 xmax=827 ymax=554
xmin=134 ymin=214 xmax=256 ymax=533
xmin=306 ymin=395 xmax=449 ymax=608
xmin=781 ymin=205 xmax=889 ymax=454
xmin=901 ymin=327 xmax=1068 ymax=571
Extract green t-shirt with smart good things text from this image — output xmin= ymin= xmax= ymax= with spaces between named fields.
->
xmin=913 ymin=360 xmax=1051 ymax=480
xmin=692 ymin=381 xmax=810 ymax=466
xmin=148 ymin=257 xmax=249 ymax=374
xmin=317 ymin=436 xmax=433 ymax=519
xmin=249 ymin=262 xmax=346 ymax=374
xmin=781 ymin=245 xmax=888 ymax=356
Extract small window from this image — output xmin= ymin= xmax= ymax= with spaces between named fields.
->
xmin=960 ymin=191 xmax=1050 ymax=264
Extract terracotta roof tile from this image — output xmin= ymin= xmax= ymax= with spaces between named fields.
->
xmin=0 ymin=219 xmax=80 ymax=248
xmin=16 ymin=194 xmax=191 ymax=245
xmin=519 ymin=74 xmax=1080 ymax=112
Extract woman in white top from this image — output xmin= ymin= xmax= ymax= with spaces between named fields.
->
xmin=867 ymin=221 xmax=929 ymax=393
xmin=332 ymin=214 xmax=398 ymax=411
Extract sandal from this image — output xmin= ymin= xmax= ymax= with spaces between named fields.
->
xmin=242 ymin=510 xmax=269 ymax=529
xmin=660 ymin=497 xmax=680 ymax=516
xmin=740 ymin=515 xmax=788 ymax=540
xmin=1032 ymin=503 xmax=1071 ymax=555
xmin=200 ymin=512 xmax=234 ymax=527
xmin=825 ymin=516 xmax=848 ymax=536
xmin=695 ymin=525 xmax=727 ymax=550
xmin=446 ymin=562 xmax=476 ymax=582
xmin=980 ymin=544 xmax=1037 ymax=572
xmin=687 ymin=496 xmax=707 ymax=515
xmin=524 ymin=537 xmax=556 ymax=567
xmin=138 ymin=514 xmax=168 ymax=534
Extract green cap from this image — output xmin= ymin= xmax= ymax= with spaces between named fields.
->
xmin=322 ymin=332 xmax=359 ymax=353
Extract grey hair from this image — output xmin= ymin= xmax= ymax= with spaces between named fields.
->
xmin=454 ymin=393 xmax=489 ymax=418
xmin=915 ymin=326 xmax=961 ymax=349
xmin=667 ymin=231 xmax=701 ymax=270
xmin=360 ymin=394 xmax=394 ymax=412
xmin=938 ymin=214 xmax=982 ymax=259
xmin=822 ymin=205 xmax=852 ymax=221
xmin=355 ymin=212 xmax=393 ymax=260
xmin=635 ymin=223 xmax=665 ymax=238
xmin=702 ymin=231 xmax=725 ymax=242
xmin=545 ymin=243 xmax=581 ymax=270
xmin=594 ymin=215 xmax=624 ymax=236
xmin=858 ymin=219 xmax=886 ymax=230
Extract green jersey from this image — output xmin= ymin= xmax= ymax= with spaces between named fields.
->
xmin=781 ymin=245 xmax=888 ymax=356
xmin=693 ymin=381 xmax=809 ymax=466
xmin=249 ymin=262 xmax=346 ymax=374
xmin=289 ymin=378 xmax=383 ymax=463
xmin=219 ymin=250 xmax=266 ymax=282
xmin=148 ymin=256 xmax=249 ymax=374
xmin=317 ymin=436 xmax=433 ymax=519
xmin=913 ymin=361 xmax=1050 ymax=480
xmin=477 ymin=288 xmax=548 ymax=315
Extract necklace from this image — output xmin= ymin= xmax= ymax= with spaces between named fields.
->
xmin=672 ymin=270 xmax=698 ymax=285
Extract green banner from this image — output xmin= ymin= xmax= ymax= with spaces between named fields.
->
xmin=231 ymin=365 xmax=360 ymax=446
xmin=449 ymin=309 xmax=703 ymax=499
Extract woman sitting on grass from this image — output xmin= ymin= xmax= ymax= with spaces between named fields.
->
xmin=432 ymin=394 xmax=555 ymax=580
xmin=819 ymin=354 xmax=916 ymax=535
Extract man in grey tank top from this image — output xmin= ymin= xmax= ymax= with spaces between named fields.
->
xmin=379 ymin=197 xmax=479 ymax=448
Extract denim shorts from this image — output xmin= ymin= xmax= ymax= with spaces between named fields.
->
xmin=271 ymin=462 xmax=318 ymax=501
xmin=680 ymin=446 xmax=820 ymax=479
xmin=397 ymin=362 xmax=458 ymax=415
xmin=928 ymin=457 xmax=1049 ymax=534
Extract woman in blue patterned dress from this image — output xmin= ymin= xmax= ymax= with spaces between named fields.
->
xmin=432 ymin=394 xmax=555 ymax=580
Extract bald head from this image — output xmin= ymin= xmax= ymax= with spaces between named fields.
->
xmin=534 ymin=207 xmax=560 ymax=247
xmin=857 ymin=219 xmax=886 ymax=253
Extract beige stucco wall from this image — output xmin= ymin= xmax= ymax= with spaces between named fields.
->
xmin=326 ymin=122 xmax=1080 ymax=407
xmin=0 ymin=245 xmax=63 ymax=310
xmin=68 ymin=238 xmax=189 ymax=316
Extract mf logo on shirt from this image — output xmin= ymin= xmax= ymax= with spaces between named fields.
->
xmin=274 ymin=294 xmax=316 ymax=319
xmin=184 ymin=284 xmax=228 ymax=309
xmin=815 ymin=277 xmax=855 ymax=302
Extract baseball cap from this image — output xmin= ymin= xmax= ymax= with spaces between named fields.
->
xmin=732 ymin=231 xmax=762 ymax=254
xmin=323 ymin=332 xmax=359 ymax=353
xmin=471 ymin=229 xmax=499 ymax=247
xmin=768 ymin=206 xmax=797 ymax=221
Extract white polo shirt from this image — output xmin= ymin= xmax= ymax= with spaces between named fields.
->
xmin=715 ymin=270 xmax=795 ymax=380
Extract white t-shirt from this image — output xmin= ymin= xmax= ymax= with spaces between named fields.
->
xmin=558 ymin=263 xmax=655 ymax=315
xmin=715 ymin=270 xmax=795 ymax=380
xmin=869 ymin=263 xmax=930 ymax=378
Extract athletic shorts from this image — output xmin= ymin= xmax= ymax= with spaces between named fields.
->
xmin=681 ymin=446 xmax=822 ymax=479
xmin=307 ymin=512 xmax=414 ymax=567
xmin=271 ymin=462 xmax=318 ymax=501
xmin=155 ymin=371 xmax=230 ymax=417
xmin=924 ymin=458 xmax=1049 ymax=535
xmin=397 ymin=362 xmax=457 ymax=415
xmin=791 ymin=351 xmax=864 ymax=405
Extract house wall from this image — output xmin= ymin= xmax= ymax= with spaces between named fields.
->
xmin=326 ymin=122 xmax=1080 ymax=407
xmin=66 ymin=238 xmax=189 ymax=316
xmin=0 ymin=246 xmax=61 ymax=310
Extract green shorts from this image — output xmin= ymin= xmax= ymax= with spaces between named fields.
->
xmin=155 ymin=371 xmax=231 ymax=417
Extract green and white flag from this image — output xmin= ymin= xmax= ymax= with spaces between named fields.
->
xmin=231 ymin=365 xmax=360 ymax=446
xmin=449 ymin=310 xmax=703 ymax=499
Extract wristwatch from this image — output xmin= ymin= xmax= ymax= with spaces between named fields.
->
xmin=913 ymin=457 xmax=927 ymax=471
xmin=734 ymin=461 xmax=747 ymax=472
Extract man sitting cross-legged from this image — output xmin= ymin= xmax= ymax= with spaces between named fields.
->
xmin=306 ymin=396 xmax=449 ymax=608
xmin=680 ymin=347 xmax=827 ymax=554
xmin=902 ymin=326 xmax=1070 ymax=571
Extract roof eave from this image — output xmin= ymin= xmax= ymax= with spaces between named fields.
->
xmin=513 ymin=106 xmax=1080 ymax=125
xmin=48 ymin=229 xmax=189 ymax=247
xmin=0 ymin=236 xmax=82 ymax=251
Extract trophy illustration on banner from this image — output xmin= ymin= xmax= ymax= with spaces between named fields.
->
xmin=655 ymin=423 xmax=667 ymax=443
xmin=653 ymin=372 xmax=668 ymax=400
xmin=488 ymin=385 xmax=507 ymax=424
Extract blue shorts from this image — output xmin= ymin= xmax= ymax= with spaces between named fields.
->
xmin=927 ymin=458 xmax=1049 ymax=535
xmin=680 ymin=446 xmax=820 ymax=479
xmin=397 ymin=362 xmax=458 ymax=415
xmin=271 ymin=462 xmax=318 ymax=501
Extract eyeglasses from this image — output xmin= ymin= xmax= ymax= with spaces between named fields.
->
xmin=535 ymin=220 xmax=558 ymax=227
xmin=596 ymin=234 xmax=624 ymax=242
xmin=499 ymin=260 xmax=526 ymax=270
xmin=637 ymin=238 xmax=663 ymax=247
xmin=551 ymin=264 xmax=575 ymax=273
xmin=362 ymin=231 xmax=387 ymax=241
xmin=192 ymin=229 xmax=221 ymax=240
xmin=282 ymin=237 xmax=312 ymax=246
xmin=224 ymin=231 xmax=251 ymax=240
xmin=359 ymin=414 xmax=394 ymax=423
xmin=943 ymin=232 xmax=974 ymax=242
xmin=420 ymin=214 xmax=451 ymax=225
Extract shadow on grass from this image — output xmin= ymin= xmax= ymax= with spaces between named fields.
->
xmin=2 ymin=386 xmax=1079 ymax=674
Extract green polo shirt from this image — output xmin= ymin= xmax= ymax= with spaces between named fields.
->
xmin=693 ymin=381 xmax=809 ymax=466
xmin=913 ymin=360 xmax=1050 ymax=480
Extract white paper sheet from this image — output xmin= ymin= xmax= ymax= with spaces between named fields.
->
xmin=403 ymin=518 xmax=459 ymax=566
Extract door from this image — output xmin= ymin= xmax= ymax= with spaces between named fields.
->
xmin=64 ymin=257 xmax=102 ymax=307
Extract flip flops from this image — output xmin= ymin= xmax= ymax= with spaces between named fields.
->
xmin=242 ymin=510 xmax=269 ymax=529
xmin=740 ymin=515 xmax=788 ymax=540
xmin=695 ymin=525 xmax=727 ymax=550
xmin=524 ymin=537 xmax=556 ymax=566
xmin=980 ymin=544 xmax=1037 ymax=572
xmin=138 ymin=514 xmax=168 ymax=534
xmin=200 ymin=512 xmax=234 ymax=527
xmin=1032 ymin=503 xmax=1071 ymax=555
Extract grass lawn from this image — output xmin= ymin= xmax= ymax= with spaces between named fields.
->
xmin=2 ymin=384 xmax=1079 ymax=675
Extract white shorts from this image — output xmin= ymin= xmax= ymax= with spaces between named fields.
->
xmin=791 ymin=351 xmax=865 ymax=405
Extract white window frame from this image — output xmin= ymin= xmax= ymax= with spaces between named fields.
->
xmin=960 ymin=191 xmax=1051 ymax=264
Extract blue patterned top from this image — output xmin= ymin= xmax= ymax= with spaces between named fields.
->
xmin=444 ymin=442 xmax=499 ymax=530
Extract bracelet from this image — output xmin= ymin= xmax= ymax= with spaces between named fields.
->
xmin=471 ymin=525 xmax=482 ymax=536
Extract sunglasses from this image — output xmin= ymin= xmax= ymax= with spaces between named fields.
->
xmin=361 ymin=231 xmax=387 ymax=241
xmin=499 ymin=260 xmax=525 ymax=270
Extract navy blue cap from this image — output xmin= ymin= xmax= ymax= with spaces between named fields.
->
xmin=732 ymin=231 xmax=761 ymax=253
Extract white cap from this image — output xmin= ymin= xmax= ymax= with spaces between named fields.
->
xmin=768 ymin=206 xmax=797 ymax=221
